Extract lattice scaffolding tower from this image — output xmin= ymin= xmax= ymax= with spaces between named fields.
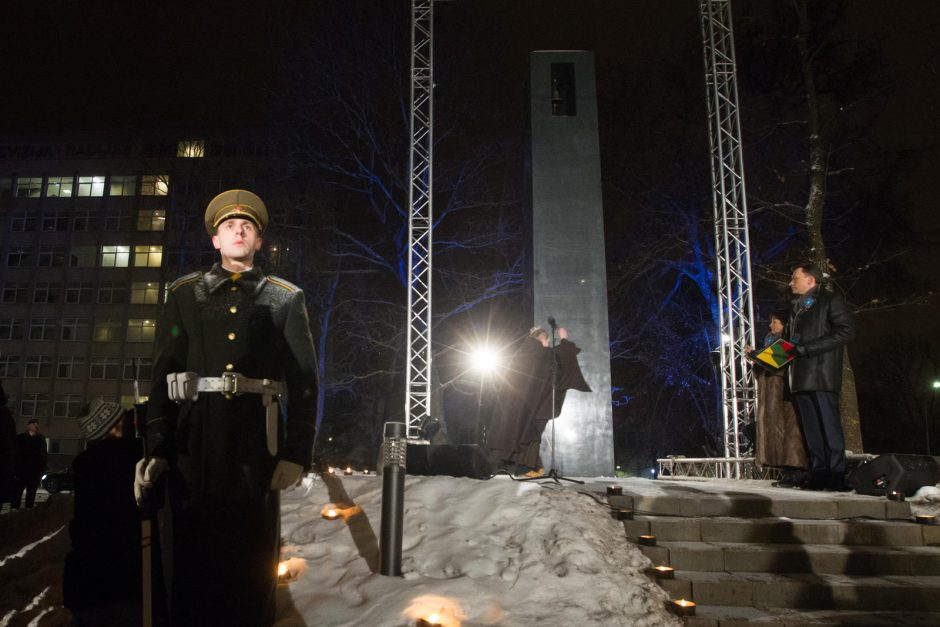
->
xmin=406 ymin=0 xmax=434 ymax=439
xmin=700 ymin=0 xmax=758 ymax=473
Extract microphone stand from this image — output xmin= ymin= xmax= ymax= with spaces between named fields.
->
xmin=521 ymin=321 xmax=583 ymax=485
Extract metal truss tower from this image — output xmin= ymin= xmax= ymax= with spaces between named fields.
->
xmin=699 ymin=0 xmax=757 ymax=474
xmin=406 ymin=0 xmax=434 ymax=439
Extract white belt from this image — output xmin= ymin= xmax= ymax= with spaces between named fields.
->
xmin=167 ymin=371 xmax=285 ymax=456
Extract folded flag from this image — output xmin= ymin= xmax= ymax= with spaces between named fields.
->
xmin=751 ymin=338 xmax=795 ymax=369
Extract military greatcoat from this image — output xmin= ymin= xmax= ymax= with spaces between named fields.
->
xmin=147 ymin=263 xmax=318 ymax=627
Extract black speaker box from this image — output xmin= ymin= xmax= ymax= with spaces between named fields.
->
xmin=847 ymin=453 xmax=940 ymax=496
xmin=405 ymin=444 xmax=492 ymax=479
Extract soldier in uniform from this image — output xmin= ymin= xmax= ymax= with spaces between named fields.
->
xmin=135 ymin=189 xmax=318 ymax=626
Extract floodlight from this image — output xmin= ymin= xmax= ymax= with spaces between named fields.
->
xmin=470 ymin=345 xmax=500 ymax=374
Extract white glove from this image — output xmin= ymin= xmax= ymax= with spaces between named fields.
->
xmin=134 ymin=457 xmax=167 ymax=506
xmin=270 ymin=460 xmax=305 ymax=490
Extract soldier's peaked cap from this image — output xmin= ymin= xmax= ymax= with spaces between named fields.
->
xmin=205 ymin=189 xmax=269 ymax=234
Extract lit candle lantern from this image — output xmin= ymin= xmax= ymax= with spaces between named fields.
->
xmin=653 ymin=565 xmax=674 ymax=579
xmin=322 ymin=508 xmax=340 ymax=520
xmin=915 ymin=514 xmax=936 ymax=525
xmin=277 ymin=561 xmax=294 ymax=584
xmin=327 ymin=467 xmax=336 ymax=475
xmin=670 ymin=599 xmax=696 ymax=616
xmin=416 ymin=613 xmax=444 ymax=627
xmin=612 ymin=508 xmax=633 ymax=520
xmin=344 ymin=467 xmax=353 ymax=476
xmin=637 ymin=535 xmax=657 ymax=546
xmin=887 ymin=491 xmax=905 ymax=501
xmin=607 ymin=485 xmax=623 ymax=496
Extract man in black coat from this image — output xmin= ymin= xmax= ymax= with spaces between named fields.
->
xmin=787 ymin=261 xmax=856 ymax=490
xmin=136 ymin=189 xmax=319 ymax=626
xmin=12 ymin=418 xmax=47 ymax=509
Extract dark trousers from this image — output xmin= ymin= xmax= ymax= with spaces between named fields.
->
xmin=793 ymin=391 xmax=845 ymax=487
xmin=12 ymin=474 xmax=40 ymax=508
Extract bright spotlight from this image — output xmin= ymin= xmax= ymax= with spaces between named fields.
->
xmin=470 ymin=345 xmax=500 ymax=374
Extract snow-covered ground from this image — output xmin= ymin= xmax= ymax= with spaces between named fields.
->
xmin=2 ymin=476 xmax=938 ymax=626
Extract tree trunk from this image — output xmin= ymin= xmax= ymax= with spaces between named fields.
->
xmin=796 ymin=0 xmax=864 ymax=452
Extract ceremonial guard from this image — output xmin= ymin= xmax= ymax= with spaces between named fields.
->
xmin=136 ymin=190 xmax=318 ymax=626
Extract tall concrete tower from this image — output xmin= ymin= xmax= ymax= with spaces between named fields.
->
xmin=529 ymin=51 xmax=614 ymax=477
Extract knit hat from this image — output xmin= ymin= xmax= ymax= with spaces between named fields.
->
xmin=78 ymin=399 xmax=125 ymax=441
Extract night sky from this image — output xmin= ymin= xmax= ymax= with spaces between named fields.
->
xmin=3 ymin=1 xmax=940 ymax=456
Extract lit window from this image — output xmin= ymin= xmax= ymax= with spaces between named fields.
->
xmin=141 ymin=175 xmax=169 ymax=196
xmin=97 ymin=283 xmax=126 ymax=304
xmin=90 ymin=357 xmax=121 ymax=379
xmin=77 ymin=176 xmax=106 ymax=197
xmin=24 ymin=355 xmax=52 ymax=378
xmin=126 ymin=319 xmax=156 ymax=342
xmin=15 ymin=177 xmax=43 ymax=198
xmin=57 ymin=356 xmax=87 ymax=379
xmin=134 ymin=245 xmax=163 ymax=268
xmin=137 ymin=209 xmax=166 ymax=231
xmin=70 ymin=246 xmax=97 ymax=268
xmin=101 ymin=245 xmax=130 ymax=267
xmin=45 ymin=176 xmax=74 ymax=198
xmin=61 ymin=318 xmax=90 ymax=341
xmin=10 ymin=212 xmax=37 ymax=232
xmin=177 ymin=140 xmax=205 ymax=158
xmin=93 ymin=319 xmax=123 ymax=342
xmin=123 ymin=357 xmax=153 ymax=380
xmin=109 ymin=175 xmax=137 ymax=196
xmin=20 ymin=393 xmax=50 ymax=417
xmin=0 ymin=319 xmax=25 ymax=340
xmin=29 ymin=319 xmax=57 ymax=341
xmin=131 ymin=282 xmax=160 ymax=305
xmin=0 ymin=355 xmax=20 ymax=378
xmin=53 ymin=395 xmax=84 ymax=418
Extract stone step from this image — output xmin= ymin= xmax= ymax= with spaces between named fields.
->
xmin=638 ymin=541 xmax=940 ymax=576
xmin=624 ymin=516 xmax=940 ymax=547
xmin=683 ymin=605 xmax=940 ymax=626
xmin=608 ymin=492 xmax=911 ymax=520
xmin=660 ymin=570 xmax=940 ymax=611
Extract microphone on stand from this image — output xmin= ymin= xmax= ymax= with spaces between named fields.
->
xmin=547 ymin=316 xmax=557 ymax=329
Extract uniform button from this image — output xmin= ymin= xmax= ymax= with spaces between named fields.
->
xmin=229 ymin=305 xmax=238 ymax=314
xmin=225 ymin=363 xmax=234 ymax=371
xmin=228 ymin=332 xmax=236 ymax=341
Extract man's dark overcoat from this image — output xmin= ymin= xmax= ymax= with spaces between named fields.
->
xmin=788 ymin=289 xmax=855 ymax=393
xmin=147 ymin=263 xmax=318 ymax=627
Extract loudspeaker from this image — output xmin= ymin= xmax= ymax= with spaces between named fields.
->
xmin=405 ymin=444 xmax=492 ymax=479
xmin=847 ymin=453 xmax=940 ymax=496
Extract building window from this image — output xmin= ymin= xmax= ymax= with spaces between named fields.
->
xmin=123 ymin=357 xmax=153 ymax=381
xmin=137 ymin=209 xmax=166 ymax=231
xmin=90 ymin=357 xmax=121 ymax=379
xmin=69 ymin=246 xmax=97 ymax=268
xmin=10 ymin=212 xmax=38 ymax=232
xmin=109 ymin=175 xmax=137 ymax=196
xmin=41 ymin=212 xmax=69 ymax=232
xmin=33 ymin=283 xmax=61 ymax=304
xmin=126 ymin=319 xmax=156 ymax=342
xmin=65 ymin=284 xmax=94 ymax=304
xmin=104 ymin=209 xmax=131 ymax=231
xmin=0 ymin=355 xmax=21 ymax=378
xmin=141 ymin=175 xmax=169 ymax=196
xmin=177 ymin=140 xmax=205 ymax=158
xmin=93 ymin=319 xmax=123 ymax=342
xmin=134 ymin=245 xmax=163 ymax=268
xmin=21 ymin=393 xmax=50 ymax=418
xmin=29 ymin=318 xmax=57 ymax=341
xmin=6 ymin=247 xmax=33 ymax=267
xmin=57 ymin=356 xmax=87 ymax=379
xmin=45 ymin=176 xmax=74 ymax=198
xmin=550 ymin=63 xmax=577 ymax=117
xmin=0 ymin=319 xmax=25 ymax=340
xmin=61 ymin=318 xmax=90 ymax=341
xmin=73 ymin=209 xmax=100 ymax=232
xmin=0 ymin=177 xmax=12 ymax=198
xmin=1 ymin=284 xmax=30 ymax=304
xmin=15 ymin=177 xmax=43 ymax=198
xmin=77 ymin=176 xmax=106 ymax=197
xmin=53 ymin=395 xmax=85 ymax=418
xmin=101 ymin=245 xmax=130 ymax=267
xmin=97 ymin=283 xmax=126 ymax=304
xmin=24 ymin=355 xmax=52 ymax=378
xmin=38 ymin=246 xmax=67 ymax=267
xmin=130 ymin=281 xmax=160 ymax=305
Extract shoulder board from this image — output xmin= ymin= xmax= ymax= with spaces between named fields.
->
xmin=168 ymin=272 xmax=203 ymax=292
xmin=265 ymin=276 xmax=299 ymax=293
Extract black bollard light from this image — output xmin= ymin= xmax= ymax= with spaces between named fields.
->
xmin=379 ymin=421 xmax=407 ymax=576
